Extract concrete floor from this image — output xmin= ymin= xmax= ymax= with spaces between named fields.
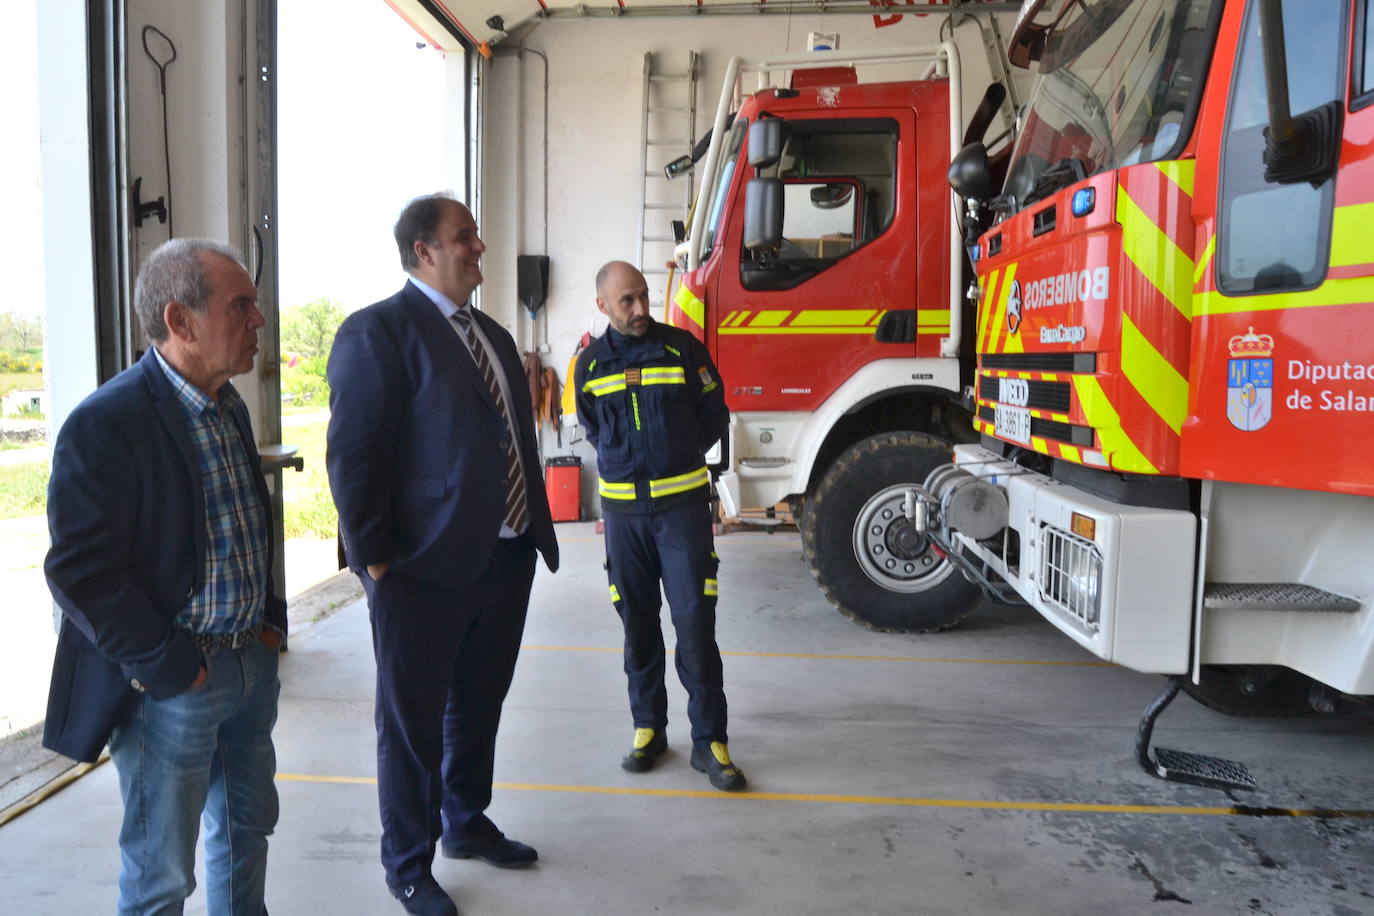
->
xmin=1 ymin=523 xmax=1372 ymax=915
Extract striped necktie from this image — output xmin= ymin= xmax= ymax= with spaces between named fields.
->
xmin=452 ymin=309 xmax=528 ymax=534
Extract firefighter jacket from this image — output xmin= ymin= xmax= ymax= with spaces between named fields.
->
xmin=574 ymin=318 xmax=729 ymax=515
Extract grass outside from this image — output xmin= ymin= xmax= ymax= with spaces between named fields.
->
xmin=281 ymin=417 xmax=337 ymax=539
xmin=0 ymin=415 xmax=334 ymax=536
xmin=0 ymin=462 xmax=48 ymax=519
xmin=0 ymin=371 xmax=42 ymax=399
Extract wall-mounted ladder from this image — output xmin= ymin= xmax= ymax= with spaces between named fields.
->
xmin=637 ymin=51 xmax=699 ymax=309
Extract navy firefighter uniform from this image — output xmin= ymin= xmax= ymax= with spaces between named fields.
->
xmin=574 ymin=315 xmax=746 ymax=790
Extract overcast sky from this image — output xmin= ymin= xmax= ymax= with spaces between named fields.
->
xmin=277 ymin=0 xmax=450 ymax=312
xmin=3 ymin=1 xmax=449 ymax=320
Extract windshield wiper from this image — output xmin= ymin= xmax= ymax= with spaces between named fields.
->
xmin=1025 ymin=157 xmax=1089 ymax=207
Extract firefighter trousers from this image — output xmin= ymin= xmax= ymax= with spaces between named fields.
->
xmin=603 ymin=500 xmax=727 ymax=747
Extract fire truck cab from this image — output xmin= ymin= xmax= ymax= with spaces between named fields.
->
xmin=669 ymin=44 xmax=1013 ymax=633
xmin=931 ymin=0 xmax=1374 ymax=787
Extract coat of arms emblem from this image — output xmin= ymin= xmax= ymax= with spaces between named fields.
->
xmin=1225 ymin=327 xmax=1274 ymax=431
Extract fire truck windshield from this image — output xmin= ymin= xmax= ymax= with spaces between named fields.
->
xmin=1001 ymin=0 xmax=1219 ymax=212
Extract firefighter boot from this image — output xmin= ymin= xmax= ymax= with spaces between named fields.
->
xmin=691 ymin=741 xmax=746 ymax=791
xmin=621 ymin=727 xmax=668 ymax=773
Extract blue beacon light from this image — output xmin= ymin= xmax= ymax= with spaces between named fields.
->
xmin=1071 ymin=187 xmax=1096 ymax=217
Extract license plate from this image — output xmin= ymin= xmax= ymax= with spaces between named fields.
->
xmin=995 ymin=404 xmax=1032 ymax=445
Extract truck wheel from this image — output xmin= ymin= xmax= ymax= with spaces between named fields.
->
xmin=1179 ymin=666 xmax=1315 ymax=717
xmin=801 ymin=432 xmax=981 ymax=632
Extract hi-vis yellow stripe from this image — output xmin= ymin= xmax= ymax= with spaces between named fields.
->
xmin=1155 ymin=159 xmax=1195 ymax=198
xmin=674 ymin=283 xmax=705 ymax=330
xmin=1071 ymin=376 xmax=1157 ymax=474
xmin=584 ymin=373 xmax=627 ymax=395
xmin=609 ymin=585 xmax=620 ymax=603
xmin=1193 ymin=234 xmax=1216 ymax=286
xmin=599 ymin=478 xmax=637 ymax=500
xmin=1195 ymin=275 xmax=1374 ymax=316
xmin=717 ymin=309 xmax=888 ymax=335
xmin=1330 ymin=202 xmax=1374 ymax=268
xmin=978 ymin=268 xmax=1001 ymax=353
xmin=1120 ymin=313 xmax=1188 ymax=435
xmin=996 ymin=263 xmax=1023 ymax=354
xmin=649 ymin=466 xmax=710 ymax=498
xmin=704 ymin=578 xmax=718 ymax=597
xmin=917 ymin=309 xmax=952 ymax=334
xmin=640 ymin=366 xmax=686 ymax=386
xmin=1118 ymin=185 xmax=1194 ymax=320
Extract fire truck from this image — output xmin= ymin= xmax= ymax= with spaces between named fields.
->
xmin=666 ymin=41 xmax=1020 ymax=632
xmin=926 ymin=0 xmax=1373 ymax=787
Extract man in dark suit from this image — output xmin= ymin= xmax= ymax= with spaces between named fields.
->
xmin=44 ymin=238 xmax=286 ymax=914
xmin=327 ymin=194 xmax=559 ymax=916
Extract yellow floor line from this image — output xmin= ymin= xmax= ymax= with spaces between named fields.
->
xmin=521 ymin=645 xmax=1109 ymax=667
xmin=273 ymin=774 xmax=1374 ymax=819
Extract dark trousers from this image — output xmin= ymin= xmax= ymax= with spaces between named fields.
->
xmin=362 ymin=535 xmax=536 ymax=886
xmin=603 ymin=501 xmax=727 ymax=747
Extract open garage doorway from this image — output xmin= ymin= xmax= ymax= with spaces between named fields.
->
xmin=274 ymin=0 xmax=460 ymax=599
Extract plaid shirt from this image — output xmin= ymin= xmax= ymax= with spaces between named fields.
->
xmin=155 ymin=349 xmax=269 ymax=634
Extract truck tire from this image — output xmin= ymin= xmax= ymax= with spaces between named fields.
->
xmin=1179 ymin=666 xmax=1315 ymax=717
xmin=801 ymin=432 xmax=981 ymax=632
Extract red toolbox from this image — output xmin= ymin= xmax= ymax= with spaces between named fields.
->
xmin=545 ymin=456 xmax=582 ymax=522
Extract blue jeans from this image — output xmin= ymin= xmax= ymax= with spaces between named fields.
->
xmin=109 ymin=638 xmax=281 ymax=915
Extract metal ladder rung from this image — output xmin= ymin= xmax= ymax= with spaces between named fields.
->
xmin=643 ymin=203 xmax=684 ymax=210
xmin=642 ymin=235 xmax=678 ymax=242
xmin=649 ymin=75 xmax=692 ymax=83
xmin=640 ymin=51 xmax=697 ymax=271
xmin=649 ymin=107 xmax=692 ymax=113
xmin=646 ymin=138 xmax=690 ymax=146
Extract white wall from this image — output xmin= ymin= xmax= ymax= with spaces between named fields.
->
xmin=476 ymin=13 xmax=1023 ymax=500
xmin=126 ymin=0 xmax=272 ymax=437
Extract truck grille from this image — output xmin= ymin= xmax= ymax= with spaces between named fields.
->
xmin=981 ymin=353 xmax=1097 ymax=373
xmin=976 ymin=406 xmax=1095 ymax=447
xmin=1038 ymin=525 xmax=1101 ymax=631
xmin=978 ymin=376 xmax=1071 ymax=413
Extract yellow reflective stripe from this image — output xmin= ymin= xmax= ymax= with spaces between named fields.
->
xmin=609 ymin=585 xmax=621 ymax=602
xmin=710 ymin=551 xmax=719 ymax=560
xmin=1330 ymin=202 xmax=1374 ymax=268
xmin=1072 ymin=376 xmax=1157 ymax=474
xmin=674 ymin=283 xmax=705 ymax=330
xmin=584 ymin=373 xmax=627 ymax=395
xmin=704 ymin=578 xmax=719 ymax=597
xmin=977 ymin=268 xmax=1001 ymax=353
xmin=631 ymin=392 xmax=641 ymax=430
xmin=917 ymin=310 xmax=951 ymax=326
xmin=1155 ymin=159 xmax=1195 ymax=198
xmin=598 ymin=478 xmax=637 ymax=500
xmin=1030 ymin=437 xmax=1049 ymax=454
xmin=1193 ymin=234 xmax=1216 ymax=287
xmin=1195 ymin=274 xmax=1374 ymax=315
xmin=997 ymin=264 xmax=1023 ymax=354
xmin=1117 ymin=185 xmax=1194 ymax=320
xmin=1120 ymin=313 xmax=1188 ymax=435
xmin=790 ymin=309 xmax=878 ymax=326
xmin=748 ymin=310 xmax=790 ymax=327
xmin=718 ymin=326 xmax=889 ymax=336
xmin=1059 ymin=444 xmax=1081 ymax=464
xmin=648 ymin=466 xmax=710 ymax=498
xmin=640 ymin=366 xmax=686 ymax=385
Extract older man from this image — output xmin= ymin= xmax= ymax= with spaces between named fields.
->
xmin=327 ymin=194 xmax=558 ymax=916
xmin=44 ymin=238 xmax=285 ymax=914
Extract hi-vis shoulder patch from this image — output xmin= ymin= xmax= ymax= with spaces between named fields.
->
xmin=698 ymin=366 xmax=718 ymax=393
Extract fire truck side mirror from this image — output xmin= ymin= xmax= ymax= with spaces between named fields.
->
xmin=748 ymin=120 xmax=783 ymax=169
xmin=948 ymin=142 xmax=994 ymax=202
xmin=743 ymin=178 xmax=783 ymax=252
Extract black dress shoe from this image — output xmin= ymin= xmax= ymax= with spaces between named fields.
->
xmin=389 ymin=876 xmax=458 ymax=915
xmin=441 ymin=832 xmax=538 ymax=868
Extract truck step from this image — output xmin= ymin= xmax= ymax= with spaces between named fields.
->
xmin=1136 ymin=677 xmax=1256 ymax=791
xmin=1204 ymin=582 xmax=1360 ymax=613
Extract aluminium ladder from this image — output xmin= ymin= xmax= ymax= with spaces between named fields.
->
xmin=637 ymin=51 xmax=699 ymax=310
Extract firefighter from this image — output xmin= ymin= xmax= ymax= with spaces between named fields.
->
xmin=574 ymin=260 xmax=744 ymax=791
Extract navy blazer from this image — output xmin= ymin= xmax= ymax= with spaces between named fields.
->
xmin=43 ymin=351 xmax=287 ymax=763
xmin=326 ymin=282 xmax=558 ymax=590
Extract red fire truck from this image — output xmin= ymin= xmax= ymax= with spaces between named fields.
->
xmin=928 ymin=0 xmax=1373 ymax=787
xmin=667 ymin=42 xmax=1018 ymax=632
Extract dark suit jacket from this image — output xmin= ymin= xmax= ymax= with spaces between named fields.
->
xmin=326 ymin=281 xmax=558 ymax=589
xmin=43 ymin=351 xmax=287 ymax=762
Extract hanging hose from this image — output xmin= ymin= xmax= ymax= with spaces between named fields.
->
xmin=142 ymin=25 xmax=178 ymax=239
